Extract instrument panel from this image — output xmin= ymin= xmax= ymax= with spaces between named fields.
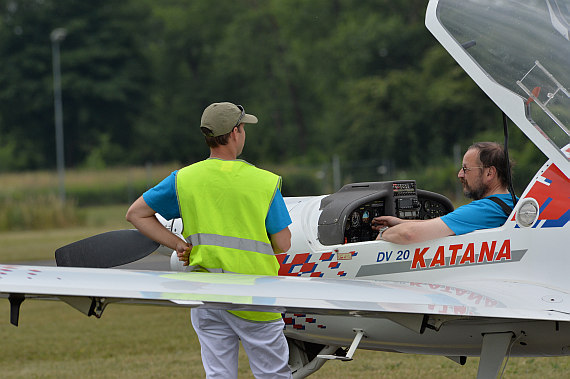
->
xmin=420 ymin=198 xmax=449 ymax=219
xmin=344 ymin=192 xmax=453 ymax=243
xmin=318 ymin=181 xmax=455 ymax=246
xmin=345 ymin=200 xmax=385 ymax=243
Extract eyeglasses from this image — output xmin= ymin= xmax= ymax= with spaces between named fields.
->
xmin=234 ymin=105 xmax=245 ymax=127
xmin=460 ymin=165 xmax=487 ymax=174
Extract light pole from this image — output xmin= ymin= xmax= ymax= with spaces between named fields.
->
xmin=51 ymin=28 xmax=66 ymax=204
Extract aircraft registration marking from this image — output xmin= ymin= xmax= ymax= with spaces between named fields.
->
xmin=357 ymin=239 xmax=528 ymax=277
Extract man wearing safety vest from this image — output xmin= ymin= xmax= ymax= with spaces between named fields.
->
xmin=126 ymin=102 xmax=293 ymax=378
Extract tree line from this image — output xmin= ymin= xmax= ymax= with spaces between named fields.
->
xmin=0 ymin=0 xmax=544 ymax=195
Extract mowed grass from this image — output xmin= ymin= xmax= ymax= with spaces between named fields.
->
xmin=1 ymin=206 xmax=569 ymax=377
xmin=1 ymin=301 xmax=569 ymax=379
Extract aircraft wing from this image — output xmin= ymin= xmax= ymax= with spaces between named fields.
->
xmin=2 ymin=264 xmax=570 ymax=326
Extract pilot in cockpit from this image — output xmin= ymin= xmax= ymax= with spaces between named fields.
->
xmin=372 ymin=142 xmax=517 ymax=244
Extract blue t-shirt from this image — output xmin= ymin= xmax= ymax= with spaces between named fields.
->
xmin=440 ymin=193 xmax=517 ymax=235
xmin=143 ymin=170 xmax=292 ymax=235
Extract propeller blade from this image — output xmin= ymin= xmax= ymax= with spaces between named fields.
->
xmin=55 ymin=230 xmax=160 ymax=268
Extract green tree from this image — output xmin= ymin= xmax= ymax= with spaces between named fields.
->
xmin=132 ymin=0 xmax=245 ymax=165
xmin=339 ymin=46 xmax=498 ymax=168
xmin=0 ymin=0 xmax=153 ymax=170
xmin=0 ymin=0 xmax=544 ymax=192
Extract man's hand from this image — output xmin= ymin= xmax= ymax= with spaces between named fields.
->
xmin=371 ymin=216 xmax=403 ymax=230
xmin=371 ymin=216 xmax=454 ymax=244
xmin=176 ymin=242 xmax=193 ymax=266
xmin=127 ymin=196 xmax=193 ymax=262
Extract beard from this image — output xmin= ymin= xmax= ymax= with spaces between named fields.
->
xmin=461 ymin=178 xmax=487 ymax=200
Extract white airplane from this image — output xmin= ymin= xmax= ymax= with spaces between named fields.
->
xmin=1 ymin=0 xmax=569 ymax=378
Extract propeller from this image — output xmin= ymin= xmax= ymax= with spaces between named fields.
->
xmin=55 ymin=229 xmax=160 ymax=268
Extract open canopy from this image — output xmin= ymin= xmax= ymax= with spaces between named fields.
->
xmin=427 ymin=0 xmax=570 ymax=175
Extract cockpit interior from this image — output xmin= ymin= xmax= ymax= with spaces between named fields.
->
xmin=317 ymin=181 xmax=454 ymax=245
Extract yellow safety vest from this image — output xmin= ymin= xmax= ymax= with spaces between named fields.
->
xmin=176 ymin=158 xmax=282 ymax=321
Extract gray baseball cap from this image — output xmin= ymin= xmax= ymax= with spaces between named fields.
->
xmin=200 ymin=102 xmax=258 ymax=137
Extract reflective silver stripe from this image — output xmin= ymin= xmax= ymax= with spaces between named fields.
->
xmin=186 ymin=233 xmax=274 ymax=255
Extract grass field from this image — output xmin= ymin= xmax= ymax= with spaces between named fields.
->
xmin=0 ymin=205 xmax=132 ymax=262
xmin=1 ymin=206 xmax=569 ymax=378
xmin=1 ymin=300 xmax=569 ymax=378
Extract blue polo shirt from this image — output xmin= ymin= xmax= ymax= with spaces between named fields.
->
xmin=143 ymin=170 xmax=291 ymax=235
xmin=441 ymin=194 xmax=517 ymax=235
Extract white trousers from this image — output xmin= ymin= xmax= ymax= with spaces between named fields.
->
xmin=191 ymin=308 xmax=292 ymax=379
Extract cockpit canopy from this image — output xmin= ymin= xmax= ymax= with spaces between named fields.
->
xmin=428 ymin=0 xmax=569 ymax=173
